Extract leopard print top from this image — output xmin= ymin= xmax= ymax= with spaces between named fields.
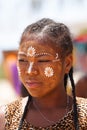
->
xmin=5 ymin=97 xmax=87 ymax=130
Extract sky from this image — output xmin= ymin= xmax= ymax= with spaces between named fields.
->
xmin=0 ymin=0 xmax=87 ymax=61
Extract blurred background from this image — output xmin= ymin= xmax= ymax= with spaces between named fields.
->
xmin=0 ymin=0 xmax=87 ymax=105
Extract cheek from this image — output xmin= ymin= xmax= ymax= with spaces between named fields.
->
xmin=17 ymin=65 xmax=24 ymax=82
xmin=17 ymin=65 xmax=21 ymax=76
xmin=44 ymin=66 xmax=54 ymax=78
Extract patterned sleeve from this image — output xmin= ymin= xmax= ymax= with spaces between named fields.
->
xmin=77 ymin=97 xmax=87 ymax=129
xmin=5 ymin=98 xmax=22 ymax=130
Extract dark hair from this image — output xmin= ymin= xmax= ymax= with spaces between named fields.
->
xmin=18 ymin=18 xmax=79 ymax=130
xmin=20 ymin=18 xmax=73 ymax=57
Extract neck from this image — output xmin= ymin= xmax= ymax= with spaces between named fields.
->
xmin=32 ymin=88 xmax=72 ymax=110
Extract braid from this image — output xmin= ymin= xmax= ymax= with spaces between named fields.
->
xmin=69 ymin=67 xmax=79 ymax=130
xmin=20 ymin=18 xmax=73 ymax=58
xmin=18 ymin=95 xmax=32 ymax=130
xmin=20 ymin=18 xmax=54 ymax=44
xmin=64 ymin=74 xmax=68 ymax=91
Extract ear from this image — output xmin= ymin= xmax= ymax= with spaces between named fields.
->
xmin=64 ymin=54 xmax=73 ymax=74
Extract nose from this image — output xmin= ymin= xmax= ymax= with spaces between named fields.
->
xmin=27 ymin=62 xmax=38 ymax=75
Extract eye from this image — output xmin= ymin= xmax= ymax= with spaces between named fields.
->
xmin=18 ymin=59 xmax=28 ymax=63
xmin=38 ymin=60 xmax=51 ymax=63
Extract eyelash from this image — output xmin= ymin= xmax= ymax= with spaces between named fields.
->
xmin=18 ymin=59 xmax=28 ymax=62
xmin=18 ymin=59 xmax=52 ymax=64
xmin=38 ymin=60 xmax=51 ymax=62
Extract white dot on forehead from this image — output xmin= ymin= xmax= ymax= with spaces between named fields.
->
xmin=35 ymin=52 xmax=52 ymax=57
xmin=26 ymin=45 xmax=59 ymax=59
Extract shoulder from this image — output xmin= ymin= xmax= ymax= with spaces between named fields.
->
xmin=6 ymin=97 xmax=22 ymax=110
xmin=76 ymin=97 xmax=87 ymax=106
xmin=76 ymin=97 xmax=87 ymax=127
xmin=0 ymin=105 xmax=6 ymax=130
xmin=0 ymin=97 xmax=24 ymax=130
xmin=5 ymin=96 xmax=28 ymax=114
xmin=76 ymin=97 xmax=87 ymax=112
xmin=0 ymin=97 xmax=28 ymax=130
xmin=5 ymin=98 xmax=23 ymax=120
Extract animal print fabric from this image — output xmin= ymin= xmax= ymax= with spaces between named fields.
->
xmin=5 ymin=97 xmax=87 ymax=130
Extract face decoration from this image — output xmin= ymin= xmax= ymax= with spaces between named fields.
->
xmin=18 ymin=45 xmax=60 ymax=78
xmin=56 ymin=53 xmax=58 ymax=59
xmin=27 ymin=62 xmax=34 ymax=74
xmin=52 ymin=53 xmax=60 ymax=63
xmin=44 ymin=67 xmax=54 ymax=77
xmin=17 ymin=65 xmax=21 ymax=76
xmin=35 ymin=52 xmax=52 ymax=57
xmin=27 ymin=46 xmax=36 ymax=57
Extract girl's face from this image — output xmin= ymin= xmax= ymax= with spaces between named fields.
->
xmin=17 ymin=40 xmax=72 ymax=98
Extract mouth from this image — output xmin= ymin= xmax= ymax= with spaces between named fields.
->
xmin=25 ymin=81 xmax=42 ymax=88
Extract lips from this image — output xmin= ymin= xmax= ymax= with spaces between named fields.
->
xmin=25 ymin=80 xmax=42 ymax=88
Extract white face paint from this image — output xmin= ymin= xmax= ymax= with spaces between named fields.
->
xmin=27 ymin=62 xmax=34 ymax=74
xmin=17 ymin=66 xmax=21 ymax=76
xmin=18 ymin=51 xmax=27 ymax=56
xmin=16 ymin=60 xmax=21 ymax=76
xmin=44 ymin=67 xmax=54 ymax=77
xmin=52 ymin=53 xmax=60 ymax=62
xmin=56 ymin=53 xmax=59 ymax=59
xmin=27 ymin=46 xmax=36 ymax=57
xmin=35 ymin=52 xmax=52 ymax=57
xmin=18 ymin=46 xmax=60 ymax=77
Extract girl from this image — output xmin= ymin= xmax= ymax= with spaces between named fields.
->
xmin=0 ymin=18 xmax=87 ymax=130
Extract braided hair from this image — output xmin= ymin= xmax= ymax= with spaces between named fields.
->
xmin=18 ymin=95 xmax=32 ymax=130
xmin=18 ymin=18 xmax=79 ymax=130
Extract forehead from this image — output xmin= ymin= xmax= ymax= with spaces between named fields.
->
xmin=19 ymin=40 xmax=60 ymax=54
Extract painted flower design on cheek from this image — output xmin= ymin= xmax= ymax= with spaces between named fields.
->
xmin=44 ymin=67 xmax=54 ymax=77
xmin=27 ymin=46 xmax=36 ymax=57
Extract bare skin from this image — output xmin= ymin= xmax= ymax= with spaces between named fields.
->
xmin=25 ymin=96 xmax=73 ymax=127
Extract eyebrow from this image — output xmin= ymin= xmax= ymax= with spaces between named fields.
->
xmin=18 ymin=52 xmax=27 ymax=56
